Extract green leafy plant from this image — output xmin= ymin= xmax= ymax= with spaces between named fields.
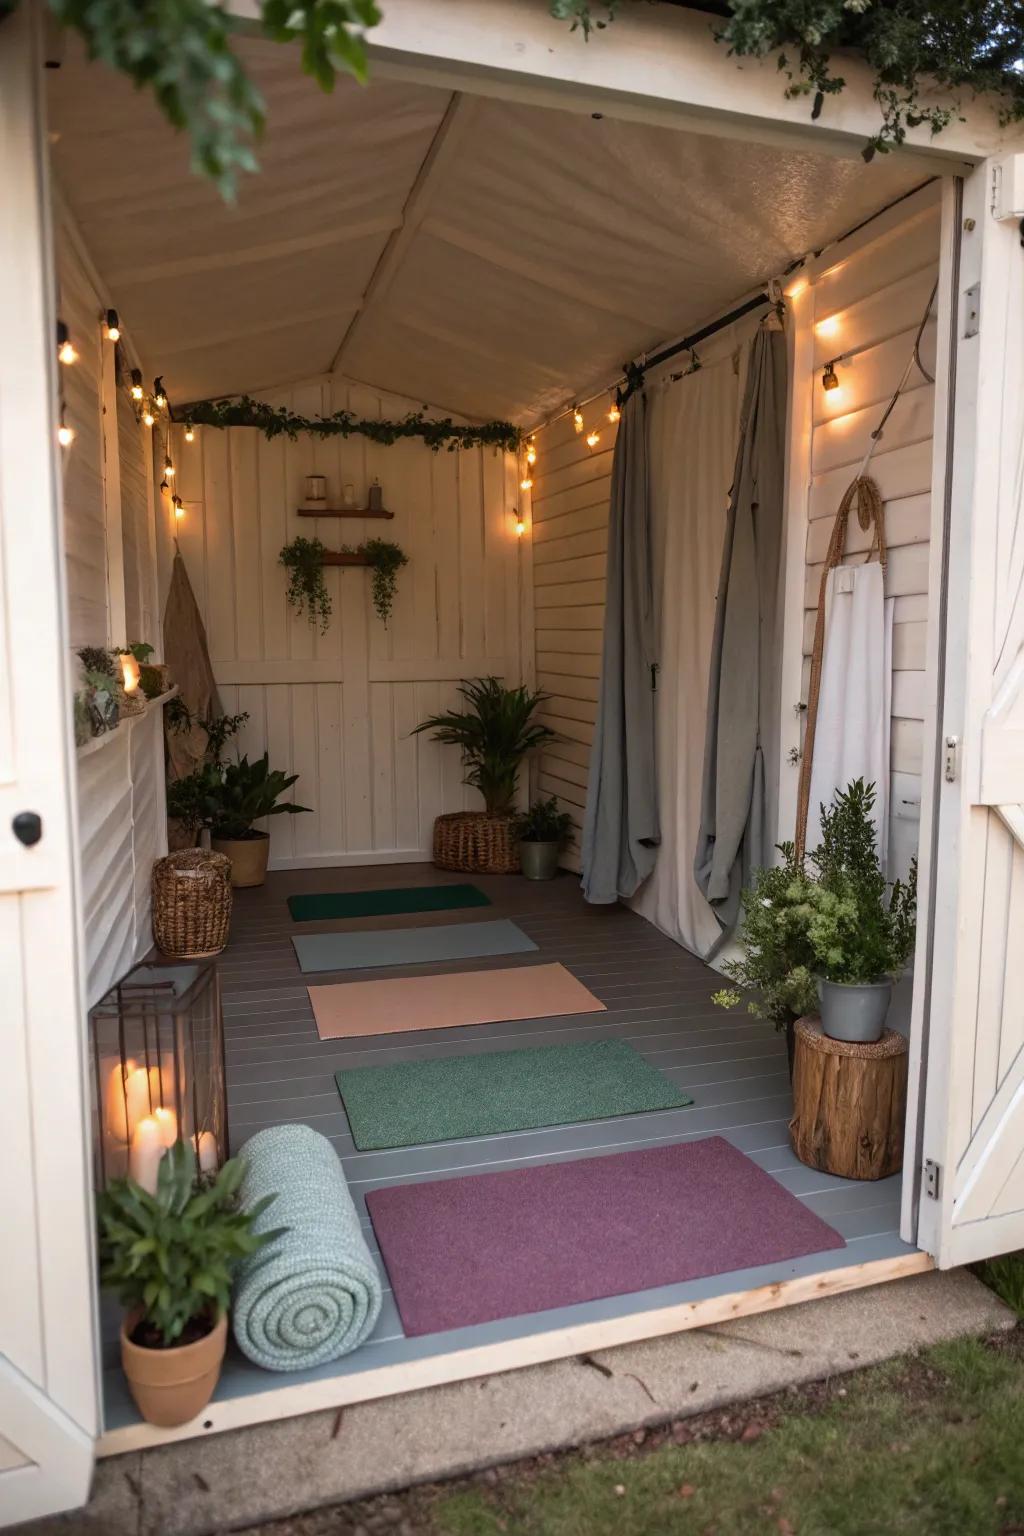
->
xmin=139 ymin=665 xmax=168 ymax=700
xmin=166 ymin=760 xmax=225 ymax=834
xmin=77 ymin=645 xmax=118 ymax=678
xmin=279 ymin=536 xmax=331 ymax=633
xmin=362 ymin=538 xmax=408 ymax=625
xmin=514 ymin=796 xmax=575 ymax=844
xmin=413 ymin=677 xmax=557 ymax=816
xmin=205 ymin=752 xmax=311 ymax=840
xmin=127 ymin=641 xmax=155 ymax=665
xmin=167 ymin=698 xmax=250 ymax=765
xmin=96 ymin=1139 xmax=280 ymax=1348
xmin=713 ymin=780 xmax=917 ymax=1026
xmin=190 ymin=397 xmax=521 ymax=453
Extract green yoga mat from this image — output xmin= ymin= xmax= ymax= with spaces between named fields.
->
xmin=336 ymin=1039 xmax=692 ymax=1150
xmin=287 ymin=883 xmax=490 ymax=923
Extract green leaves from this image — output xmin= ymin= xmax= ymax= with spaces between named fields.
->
xmin=96 ymin=1139 xmax=281 ymax=1346
xmin=514 ymin=796 xmax=574 ymax=844
xmin=413 ymin=678 xmax=557 ymax=816
xmin=188 ymin=397 xmax=522 ymax=455
xmin=279 ymin=536 xmax=331 ymax=632
xmin=209 ymin=752 xmax=312 ymax=838
xmin=361 ymin=539 xmax=408 ymax=626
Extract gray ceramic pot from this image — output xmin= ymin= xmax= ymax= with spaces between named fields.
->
xmin=818 ymin=977 xmax=893 ymax=1043
xmin=519 ymin=839 xmax=561 ymax=881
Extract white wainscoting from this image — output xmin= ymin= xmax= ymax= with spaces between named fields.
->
xmin=169 ymin=378 xmax=524 ymax=867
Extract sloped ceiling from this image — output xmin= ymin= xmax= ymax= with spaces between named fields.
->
xmin=48 ymin=37 xmax=925 ymax=424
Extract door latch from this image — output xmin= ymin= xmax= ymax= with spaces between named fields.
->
xmin=12 ymin=810 xmax=43 ymax=847
xmin=924 ymin=1159 xmax=941 ymax=1200
xmin=944 ymin=736 xmax=959 ymax=784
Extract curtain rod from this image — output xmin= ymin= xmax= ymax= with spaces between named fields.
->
xmin=623 ymin=290 xmax=772 ymax=397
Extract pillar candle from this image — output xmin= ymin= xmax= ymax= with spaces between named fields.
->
xmin=123 ymin=1066 xmax=152 ymax=1138
xmin=129 ymin=1117 xmax=165 ymax=1195
xmin=196 ymin=1131 xmax=219 ymax=1173
xmin=104 ymin=1058 xmax=138 ymax=1144
xmin=153 ymin=1106 xmax=178 ymax=1148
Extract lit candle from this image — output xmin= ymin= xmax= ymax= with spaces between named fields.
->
xmin=123 ymin=1067 xmax=152 ymax=1138
xmin=120 ymin=652 xmax=141 ymax=694
xmin=129 ymin=1117 xmax=165 ymax=1195
xmin=104 ymin=1058 xmax=138 ymax=1144
xmin=197 ymin=1131 xmax=219 ymax=1173
xmin=153 ymin=1106 xmax=178 ymax=1148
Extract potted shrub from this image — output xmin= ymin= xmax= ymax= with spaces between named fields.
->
xmin=714 ymin=780 xmax=916 ymax=1052
xmin=97 ymin=1140 xmax=278 ymax=1427
xmin=514 ymin=796 xmax=574 ymax=881
xmin=207 ymin=753 xmax=311 ymax=887
xmin=412 ymin=678 xmax=557 ymax=873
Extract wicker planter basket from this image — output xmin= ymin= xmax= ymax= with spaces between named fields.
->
xmin=432 ymin=811 xmax=520 ymax=874
xmin=152 ymin=850 xmax=233 ymax=959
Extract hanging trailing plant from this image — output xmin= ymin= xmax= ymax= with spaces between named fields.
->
xmin=279 ymin=536 xmax=331 ymax=633
xmin=362 ymin=538 xmax=408 ymax=626
xmin=183 ymin=396 xmax=521 ymax=454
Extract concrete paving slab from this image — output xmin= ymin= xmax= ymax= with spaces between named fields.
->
xmin=22 ymin=1269 xmax=1014 ymax=1536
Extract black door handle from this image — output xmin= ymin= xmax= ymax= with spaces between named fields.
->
xmin=12 ymin=811 xmax=43 ymax=847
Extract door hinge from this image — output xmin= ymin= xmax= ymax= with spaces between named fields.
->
xmin=964 ymin=283 xmax=981 ymax=339
xmin=924 ymin=1159 xmax=941 ymax=1200
xmin=944 ymin=735 xmax=960 ymax=783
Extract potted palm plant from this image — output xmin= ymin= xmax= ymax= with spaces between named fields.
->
xmin=97 ymin=1140 xmax=278 ymax=1427
xmin=207 ymin=753 xmax=311 ymax=887
xmin=413 ymin=677 xmax=557 ymax=873
xmin=514 ymin=796 xmax=574 ymax=880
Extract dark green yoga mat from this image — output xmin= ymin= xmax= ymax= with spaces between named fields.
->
xmin=336 ymin=1039 xmax=693 ymax=1150
xmin=287 ymin=883 xmax=490 ymax=923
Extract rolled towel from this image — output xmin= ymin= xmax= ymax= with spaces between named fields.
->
xmin=233 ymin=1124 xmax=382 ymax=1371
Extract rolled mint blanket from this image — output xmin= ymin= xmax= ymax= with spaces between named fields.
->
xmin=233 ymin=1124 xmax=382 ymax=1371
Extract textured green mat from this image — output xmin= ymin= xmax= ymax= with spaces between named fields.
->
xmin=287 ymin=883 xmax=490 ymax=922
xmin=336 ymin=1039 xmax=693 ymax=1150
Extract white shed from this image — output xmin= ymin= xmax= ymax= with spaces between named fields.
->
xmin=2 ymin=0 xmax=1023 ymax=1521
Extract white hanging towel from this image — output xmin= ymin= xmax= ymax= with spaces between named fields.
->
xmin=805 ymin=560 xmax=894 ymax=863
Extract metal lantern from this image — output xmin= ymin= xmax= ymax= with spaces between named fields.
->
xmin=88 ymin=959 xmax=228 ymax=1192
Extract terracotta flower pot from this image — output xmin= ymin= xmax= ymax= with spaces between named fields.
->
xmin=211 ymin=831 xmax=270 ymax=888
xmin=120 ymin=1311 xmax=227 ymax=1427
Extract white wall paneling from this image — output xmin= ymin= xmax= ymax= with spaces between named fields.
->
xmin=172 ymin=377 xmax=522 ymax=867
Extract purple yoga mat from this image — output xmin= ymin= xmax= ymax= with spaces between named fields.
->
xmin=366 ymin=1137 xmax=845 ymax=1337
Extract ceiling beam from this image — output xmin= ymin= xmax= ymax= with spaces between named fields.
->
xmin=329 ymin=90 xmax=479 ymax=375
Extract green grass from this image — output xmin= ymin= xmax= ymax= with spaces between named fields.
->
xmin=976 ymin=1253 xmax=1024 ymax=1318
xmin=430 ymin=1336 xmax=1024 ymax=1536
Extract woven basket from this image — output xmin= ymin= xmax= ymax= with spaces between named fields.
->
xmin=432 ymin=811 xmax=520 ymax=875
xmin=152 ymin=850 xmax=233 ymax=959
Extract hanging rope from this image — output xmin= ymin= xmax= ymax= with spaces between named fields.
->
xmin=794 ymin=475 xmax=886 ymax=862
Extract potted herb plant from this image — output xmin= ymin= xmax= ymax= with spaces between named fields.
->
xmin=514 ymin=796 xmax=574 ymax=881
xmin=413 ymin=678 xmax=557 ymax=873
xmin=207 ymin=752 xmax=311 ymax=887
xmin=97 ymin=1140 xmax=278 ymax=1427
xmin=76 ymin=645 xmax=121 ymax=734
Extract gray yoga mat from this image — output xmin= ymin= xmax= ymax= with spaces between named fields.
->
xmin=292 ymin=918 xmax=538 ymax=974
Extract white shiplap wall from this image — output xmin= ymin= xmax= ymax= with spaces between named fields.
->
xmin=169 ymin=379 xmax=523 ymax=867
xmin=529 ymin=405 xmax=616 ymax=871
xmin=56 ymin=222 xmax=107 ymax=647
xmin=804 ymin=190 xmax=940 ymax=878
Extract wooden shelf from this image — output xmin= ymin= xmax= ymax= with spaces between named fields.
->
xmin=321 ymin=551 xmax=372 ymax=566
xmin=297 ymin=507 xmax=393 ymax=519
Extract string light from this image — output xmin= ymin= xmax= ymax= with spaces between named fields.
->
xmin=164 ymin=456 xmax=175 ymax=479
xmin=57 ymin=406 xmax=74 ymax=448
xmin=184 ymin=421 xmax=195 ymax=443
xmin=607 ymin=398 xmax=621 ymax=424
xmin=821 ymin=360 xmax=840 ymax=393
xmin=153 ymin=377 xmax=167 ymax=410
xmin=130 ymin=369 xmax=144 ymax=401
xmin=515 ymin=518 xmax=526 ymax=537
xmin=160 ymin=478 xmax=169 ymax=493
xmin=172 ymin=495 xmax=185 ymax=520
xmin=104 ymin=308 xmax=121 ymax=342
xmin=586 ymin=429 xmax=600 ymax=449
xmin=525 ymin=440 xmax=536 ymax=466
xmin=573 ymin=405 xmax=584 ymax=434
xmin=520 ymin=473 xmax=533 ymax=491
xmin=142 ymin=405 xmax=156 ymax=427
xmin=56 ymin=321 xmax=77 ymax=366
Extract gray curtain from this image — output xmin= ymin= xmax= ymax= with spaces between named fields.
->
xmin=694 ymin=324 xmax=787 ymax=938
xmin=581 ymin=390 xmax=659 ymax=904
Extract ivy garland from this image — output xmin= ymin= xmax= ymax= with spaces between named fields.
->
xmin=185 ymin=396 xmax=521 ymax=454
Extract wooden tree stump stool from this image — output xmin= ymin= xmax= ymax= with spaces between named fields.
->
xmin=789 ymin=1016 xmax=908 ymax=1180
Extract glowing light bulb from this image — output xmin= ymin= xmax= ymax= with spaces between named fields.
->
xmin=164 ymin=457 xmax=175 ymax=478
xmin=105 ymin=309 xmax=121 ymax=342
xmin=515 ymin=519 xmax=526 ymax=537
xmin=586 ymin=430 xmax=600 ymax=449
xmin=130 ymin=369 xmax=144 ymax=400
xmin=57 ymin=417 xmax=75 ymax=447
xmin=173 ymin=496 xmax=185 ymax=520
xmin=608 ymin=400 xmax=621 ymax=423
xmin=526 ymin=443 xmax=537 ymax=465
xmin=58 ymin=338 xmax=77 ymax=366
xmin=573 ymin=407 xmax=583 ymax=433
xmin=153 ymin=377 xmax=167 ymax=409
xmin=184 ymin=422 xmax=195 ymax=443
xmin=142 ymin=407 xmax=155 ymax=427
xmin=520 ymin=474 xmax=533 ymax=491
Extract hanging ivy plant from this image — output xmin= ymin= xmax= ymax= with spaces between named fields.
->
xmin=185 ymin=396 xmax=521 ymax=454
xmin=280 ymin=536 xmax=331 ymax=633
xmin=362 ymin=539 xmax=408 ymax=627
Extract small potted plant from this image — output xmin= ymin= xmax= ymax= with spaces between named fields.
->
xmin=77 ymin=645 xmax=121 ymax=734
xmin=97 ymin=1140 xmax=278 ymax=1427
xmin=207 ymin=752 xmax=311 ymax=887
xmin=413 ymin=678 xmax=557 ymax=873
xmin=514 ymin=796 xmax=574 ymax=881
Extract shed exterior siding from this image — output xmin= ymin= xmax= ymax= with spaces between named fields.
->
xmin=167 ymin=380 xmax=523 ymax=866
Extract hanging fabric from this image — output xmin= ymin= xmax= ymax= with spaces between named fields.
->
xmin=581 ymin=390 xmax=659 ymax=904
xmin=162 ymin=549 xmax=222 ymax=782
xmin=693 ymin=322 xmax=788 ymax=939
xmin=630 ymin=350 xmax=744 ymax=957
xmin=795 ymin=477 xmax=892 ymax=862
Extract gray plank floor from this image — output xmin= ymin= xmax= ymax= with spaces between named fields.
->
xmin=102 ymin=863 xmax=915 ymax=1432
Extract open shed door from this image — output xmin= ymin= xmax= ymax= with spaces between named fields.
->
xmin=916 ymin=156 xmax=1024 ymax=1268
xmin=0 ymin=5 xmax=99 ymax=1522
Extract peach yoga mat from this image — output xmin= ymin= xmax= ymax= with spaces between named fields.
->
xmin=308 ymin=963 xmax=606 ymax=1040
